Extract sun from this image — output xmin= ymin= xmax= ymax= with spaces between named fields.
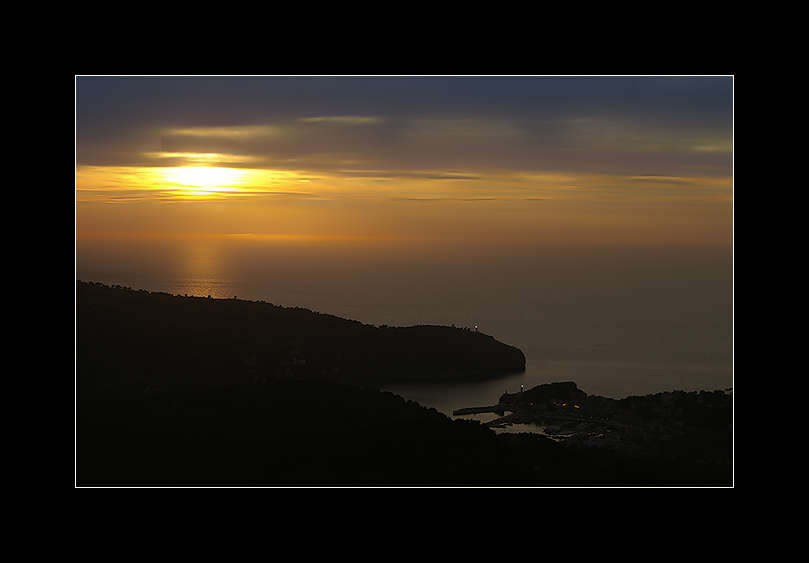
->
xmin=164 ymin=165 xmax=248 ymax=198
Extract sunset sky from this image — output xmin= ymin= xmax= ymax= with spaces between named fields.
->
xmin=75 ymin=76 xmax=733 ymax=244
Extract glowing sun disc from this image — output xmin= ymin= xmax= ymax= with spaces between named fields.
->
xmin=166 ymin=166 xmax=246 ymax=190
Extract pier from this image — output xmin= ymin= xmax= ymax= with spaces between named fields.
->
xmin=452 ymin=405 xmax=509 ymax=416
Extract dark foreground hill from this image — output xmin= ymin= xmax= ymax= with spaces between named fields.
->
xmin=75 ymin=282 xmax=731 ymax=486
xmin=78 ymin=379 xmax=538 ymax=486
xmin=77 ymin=378 xmax=731 ymax=486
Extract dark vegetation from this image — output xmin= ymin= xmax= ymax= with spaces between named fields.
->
xmin=76 ymin=281 xmax=732 ymax=486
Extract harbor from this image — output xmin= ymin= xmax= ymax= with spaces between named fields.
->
xmin=453 ymin=404 xmax=624 ymax=438
xmin=452 ymin=381 xmax=632 ymax=441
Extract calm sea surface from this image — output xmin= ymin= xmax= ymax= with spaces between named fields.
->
xmin=75 ymin=234 xmax=733 ymax=420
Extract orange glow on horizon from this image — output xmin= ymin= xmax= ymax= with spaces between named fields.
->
xmin=76 ymin=77 xmax=733 ymax=255
xmin=76 ymin=164 xmax=732 ymax=205
xmin=76 ymin=160 xmax=732 ymax=246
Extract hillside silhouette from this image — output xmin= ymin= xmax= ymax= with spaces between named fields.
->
xmin=75 ymin=281 xmax=731 ymax=486
xmin=76 ymin=281 xmax=525 ymax=401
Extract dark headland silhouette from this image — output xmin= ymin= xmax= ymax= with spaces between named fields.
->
xmin=76 ymin=281 xmax=732 ymax=486
xmin=76 ymin=280 xmax=525 ymax=397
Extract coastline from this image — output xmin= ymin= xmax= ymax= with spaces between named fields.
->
xmin=76 ymin=281 xmax=732 ymax=486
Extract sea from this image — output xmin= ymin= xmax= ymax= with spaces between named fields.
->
xmin=75 ymin=233 xmax=733 ymax=428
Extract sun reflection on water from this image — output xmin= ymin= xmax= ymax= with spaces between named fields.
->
xmin=173 ymin=240 xmax=231 ymax=299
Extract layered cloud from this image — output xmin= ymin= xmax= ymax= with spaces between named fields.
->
xmin=138 ymin=111 xmax=732 ymax=177
xmin=76 ymin=77 xmax=733 ymax=241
